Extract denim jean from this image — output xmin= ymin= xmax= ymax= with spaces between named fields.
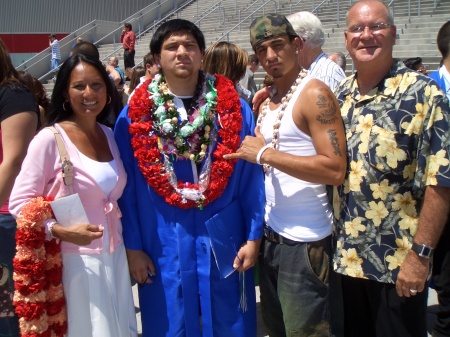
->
xmin=0 ymin=213 xmax=20 ymax=337
xmin=259 ymin=235 xmax=331 ymax=337
xmin=50 ymin=58 xmax=60 ymax=73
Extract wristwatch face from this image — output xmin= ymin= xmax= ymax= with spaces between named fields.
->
xmin=412 ymin=242 xmax=433 ymax=258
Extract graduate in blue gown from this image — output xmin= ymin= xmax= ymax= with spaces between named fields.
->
xmin=114 ymin=19 xmax=265 ymax=337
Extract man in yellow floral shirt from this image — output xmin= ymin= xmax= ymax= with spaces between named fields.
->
xmin=333 ymin=1 xmax=450 ymax=336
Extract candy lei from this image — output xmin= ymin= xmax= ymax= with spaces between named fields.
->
xmin=128 ymin=73 xmax=242 ymax=209
xmin=256 ymin=69 xmax=308 ymax=171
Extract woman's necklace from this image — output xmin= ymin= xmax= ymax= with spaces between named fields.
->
xmin=256 ymin=69 xmax=308 ymax=171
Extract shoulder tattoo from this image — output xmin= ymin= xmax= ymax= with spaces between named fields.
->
xmin=315 ymin=88 xmax=338 ymax=125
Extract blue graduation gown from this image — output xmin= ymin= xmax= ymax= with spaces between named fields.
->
xmin=115 ymin=98 xmax=265 ymax=337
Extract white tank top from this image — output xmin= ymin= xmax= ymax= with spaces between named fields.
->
xmin=77 ymin=151 xmax=118 ymax=196
xmin=77 ymin=151 xmax=118 ymax=250
xmin=260 ymin=75 xmax=332 ymax=241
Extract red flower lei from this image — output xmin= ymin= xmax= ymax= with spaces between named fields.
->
xmin=128 ymin=74 xmax=242 ymax=209
xmin=13 ymin=196 xmax=67 ymax=337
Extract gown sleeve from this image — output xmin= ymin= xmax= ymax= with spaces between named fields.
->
xmin=237 ymin=99 xmax=265 ymax=241
xmin=114 ymin=105 xmax=144 ymax=250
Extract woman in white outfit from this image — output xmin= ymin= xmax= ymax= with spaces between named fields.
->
xmin=9 ymin=54 xmax=137 ymax=337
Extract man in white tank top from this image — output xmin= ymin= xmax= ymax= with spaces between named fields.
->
xmin=225 ymin=13 xmax=347 ymax=337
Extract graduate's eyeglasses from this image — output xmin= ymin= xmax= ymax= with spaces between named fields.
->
xmin=347 ymin=23 xmax=391 ymax=35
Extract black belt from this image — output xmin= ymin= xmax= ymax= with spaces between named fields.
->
xmin=263 ymin=225 xmax=300 ymax=246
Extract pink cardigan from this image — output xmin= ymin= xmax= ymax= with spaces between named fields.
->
xmin=9 ymin=123 xmax=127 ymax=254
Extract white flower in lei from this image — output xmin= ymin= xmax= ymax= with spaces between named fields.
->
xmin=148 ymin=72 xmax=217 ymax=163
xmin=256 ymin=69 xmax=308 ymax=171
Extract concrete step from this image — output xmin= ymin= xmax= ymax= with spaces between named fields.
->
xmin=44 ymin=0 xmax=450 ymax=97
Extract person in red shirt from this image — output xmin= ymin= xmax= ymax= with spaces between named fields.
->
xmin=120 ymin=22 xmax=136 ymax=69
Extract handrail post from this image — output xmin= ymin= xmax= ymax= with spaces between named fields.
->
xmin=408 ymin=0 xmax=410 ymax=19
xmin=418 ymin=0 xmax=421 ymax=16
xmin=93 ymin=23 xmax=98 ymax=47
xmin=239 ymin=10 xmax=241 ymax=30
xmin=138 ymin=15 xmax=142 ymax=41
xmin=337 ymin=0 xmax=340 ymax=26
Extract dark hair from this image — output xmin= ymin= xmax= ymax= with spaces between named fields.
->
xmin=248 ymin=54 xmax=259 ymax=65
xmin=46 ymin=54 xmax=115 ymax=126
xmin=0 ymin=38 xmax=21 ymax=88
xmin=124 ymin=22 xmax=132 ymax=30
xmin=202 ymin=42 xmax=248 ymax=85
xmin=150 ymin=19 xmax=205 ymax=56
xmin=17 ymin=70 xmax=50 ymax=112
xmin=17 ymin=70 xmax=34 ymax=90
xmin=437 ymin=21 xmax=450 ymax=60
xmin=71 ymin=42 xmax=100 ymax=60
xmin=32 ymin=77 xmax=50 ymax=113
xmin=263 ymin=74 xmax=274 ymax=87
xmin=403 ymin=57 xmax=423 ymax=71
xmin=129 ymin=66 xmax=145 ymax=93
xmin=143 ymin=52 xmax=155 ymax=66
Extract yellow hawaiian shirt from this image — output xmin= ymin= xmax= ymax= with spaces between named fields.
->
xmin=333 ymin=61 xmax=450 ymax=283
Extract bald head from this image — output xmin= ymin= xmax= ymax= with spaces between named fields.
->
xmin=344 ymin=0 xmax=397 ymax=76
xmin=346 ymin=0 xmax=394 ymax=27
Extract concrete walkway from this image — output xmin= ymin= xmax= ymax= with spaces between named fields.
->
xmin=132 ymin=285 xmax=439 ymax=337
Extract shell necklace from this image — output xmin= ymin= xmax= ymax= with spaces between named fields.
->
xmin=256 ymin=69 xmax=308 ymax=171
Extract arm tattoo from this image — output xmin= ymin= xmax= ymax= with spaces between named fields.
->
xmin=315 ymin=89 xmax=338 ymax=125
xmin=327 ymin=129 xmax=342 ymax=157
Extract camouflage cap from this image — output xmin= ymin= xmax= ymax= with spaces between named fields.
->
xmin=250 ymin=13 xmax=297 ymax=50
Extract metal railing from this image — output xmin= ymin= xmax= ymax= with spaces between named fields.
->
xmin=215 ymin=0 xmax=340 ymax=43
xmin=16 ymin=0 xmax=188 ymax=82
xmin=289 ymin=0 xmax=304 ymax=15
xmin=98 ymin=0 xmax=197 ymax=68
xmin=194 ymin=0 xmax=227 ymax=29
xmin=216 ymin=0 xmax=277 ymax=41
xmin=16 ymin=0 xmax=445 ymax=82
